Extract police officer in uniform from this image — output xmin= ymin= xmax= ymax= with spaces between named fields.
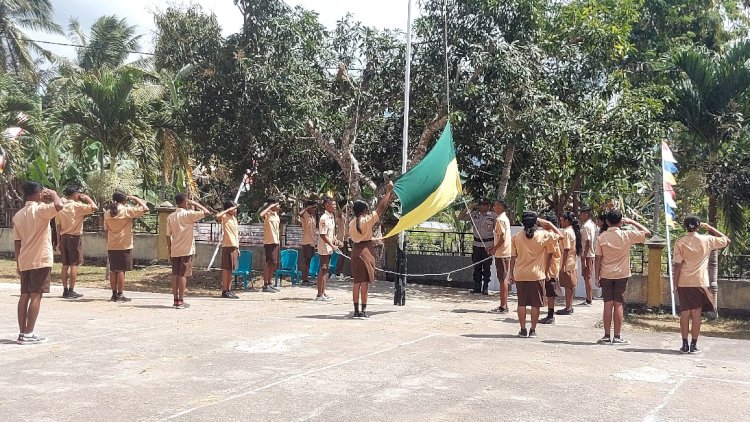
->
xmin=459 ymin=198 xmax=497 ymax=294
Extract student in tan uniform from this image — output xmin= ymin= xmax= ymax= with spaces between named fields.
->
xmin=540 ymin=215 xmax=562 ymax=325
xmin=166 ymin=193 xmax=211 ymax=309
xmin=56 ymin=185 xmax=98 ymax=299
xmin=299 ymin=200 xmax=317 ymax=286
xmin=104 ymin=192 xmax=149 ymax=302
xmin=509 ymin=212 xmax=561 ymax=337
xmin=488 ymin=199 xmax=512 ymax=314
xmin=260 ymin=197 xmax=281 ymax=293
xmin=317 ymin=197 xmax=341 ymax=301
xmin=13 ymin=182 xmax=63 ymax=344
xmin=349 ymin=182 xmax=393 ymax=319
xmin=673 ymin=216 xmax=730 ymax=354
xmin=216 ymin=201 xmax=240 ymax=298
xmin=579 ymin=206 xmax=597 ymax=304
xmin=332 ymin=199 xmax=349 ymax=280
xmin=595 ymin=210 xmax=651 ymax=345
xmin=556 ymin=211 xmax=582 ymax=316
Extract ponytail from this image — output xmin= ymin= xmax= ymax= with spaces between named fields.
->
xmin=562 ymin=211 xmax=583 ymax=256
xmin=521 ymin=211 xmax=537 ymax=239
xmin=352 ymin=200 xmax=369 ymax=235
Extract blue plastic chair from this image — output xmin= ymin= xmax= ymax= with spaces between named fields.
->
xmin=274 ymin=249 xmax=301 ymax=286
xmin=308 ymin=253 xmax=321 ymax=279
xmin=328 ymin=251 xmax=340 ymax=275
xmin=232 ymin=250 xmax=254 ymax=290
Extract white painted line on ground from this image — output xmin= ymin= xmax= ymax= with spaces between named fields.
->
xmin=643 ymin=377 xmax=687 ymax=422
xmin=165 ymin=333 xmax=442 ymax=420
xmin=0 ymin=325 xmax=157 ymax=355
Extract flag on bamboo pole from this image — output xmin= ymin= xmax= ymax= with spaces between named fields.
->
xmin=662 ymin=141 xmax=679 ymax=227
xmin=384 ymin=123 xmax=462 ymax=238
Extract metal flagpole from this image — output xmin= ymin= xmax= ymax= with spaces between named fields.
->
xmin=206 ymin=169 xmax=251 ymax=270
xmin=395 ymin=0 xmax=413 ymax=306
xmin=662 ymin=154 xmax=677 ymax=316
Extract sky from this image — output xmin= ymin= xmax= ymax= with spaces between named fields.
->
xmin=29 ymin=0 xmax=417 ymax=60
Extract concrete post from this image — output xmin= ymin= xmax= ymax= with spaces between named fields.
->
xmin=645 ymin=235 xmax=666 ymax=307
xmin=155 ymin=202 xmax=176 ymax=260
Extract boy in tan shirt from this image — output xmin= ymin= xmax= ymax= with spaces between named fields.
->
xmin=13 ymin=182 xmax=63 ymax=344
xmin=488 ymin=199 xmax=512 ymax=313
xmin=673 ymin=216 xmax=730 ymax=353
xmin=595 ymin=210 xmax=651 ymax=345
xmin=56 ymin=185 xmax=98 ymax=299
xmin=317 ymin=197 xmax=341 ymax=301
xmin=299 ymin=200 xmax=317 ymax=286
xmin=166 ymin=193 xmax=211 ymax=309
xmin=260 ymin=197 xmax=281 ymax=293
xmin=104 ymin=192 xmax=149 ymax=302
xmin=216 ymin=200 xmax=240 ymax=299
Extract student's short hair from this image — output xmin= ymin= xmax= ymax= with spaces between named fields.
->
xmin=223 ymin=200 xmax=237 ymax=210
xmin=606 ymin=209 xmax=623 ymax=226
xmin=478 ymin=197 xmax=490 ymax=205
xmin=495 ymin=199 xmax=508 ymax=209
xmin=337 ymin=199 xmax=348 ymax=208
xmin=23 ymin=181 xmax=43 ymax=198
xmin=266 ymin=196 xmax=279 ymax=205
xmin=321 ymin=196 xmax=334 ymax=205
xmin=580 ymin=205 xmax=592 ymax=213
xmin=63 ymin=185 xmax=80 ymax=197
xmin=304 ymin=200 xmax=317 ymax=208
xmin=174 ymin=193 xmax=188 ymax=205
xmin=684 ymin=215 xmax=701 ymax=232
xmin=546 ymin=214 xmax=559 ymax=227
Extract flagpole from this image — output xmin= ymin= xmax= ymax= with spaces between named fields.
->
xmin=395 ymin=0 xmax=413 ymax=306
xmin=662 ymin=153 xmax=677 ymax=316
xmin=206 ymin=170 xmax=250 ymax=270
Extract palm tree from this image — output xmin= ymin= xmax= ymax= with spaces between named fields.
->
xmin=0 ymin=73 xmax=37 ymax=207
xmin=67 ymin=15 xmax=143 ymax=72
xmin=0 ymin=0 xmax=63 ymax=83
xmin=669 ymin=40 xmax=750 ymax=310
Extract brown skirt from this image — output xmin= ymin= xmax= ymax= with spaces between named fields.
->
xmin=559 ymin=268 xmax=578 ymax=289
xmin=264 ymin=243 xmax=279 ymax=265
xmin=221 ymin=247 xmax=238 ymax=271
xmin=678 ymin=287 xmax=715 ymax=313
xmin=108 ymin=249 xmax=133 ymax=272
xmin=351 ymin=241 xmax=375 ymax=284
xmin=60 ymin=234 xmax=83 ymax=266
xmin=516 ymin=280 xmax=545 ymax=307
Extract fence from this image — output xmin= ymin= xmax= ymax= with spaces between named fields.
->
xmin=192 ymin=222 xmax=305 ymax=247
xmin=718 ymin=255 xmax=750 ymax=280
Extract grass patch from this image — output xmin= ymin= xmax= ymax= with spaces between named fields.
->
xmin=625 ymin=312 xmax=750 ymax=340
xmin=0 ymin=258 xmax=268 ymax=297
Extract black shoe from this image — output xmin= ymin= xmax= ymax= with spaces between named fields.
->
xmin=528 ymin=329 xmax=537 ymax=338
xmin=555 ymin=308 xmax=573 ymax=315
xmin=62 ymin=289 xmax=72 ymax=298
xmin=228 ymin=290 xmax=239 ymax=299
xmin=360 ymin=311 xmax=369 ymax=319
xmin=353 ymin=311 xmax=362 ymax=319
xmin=221 ymin=291 xmax=233 ymax=299
xmin=69 ymin=290 xmax=83 ymax=298
xmin=539 ymin=316 xmax=555 ymax=324
xmin=471 ymin=289 xmax=482 ymax=294
xmin=689 ymin=344 xmax=701 ymax=354
xmin=518 ymin=328 xmax=528 ymax=338
xmin=116 ymin=293 xmax=131 ymax=302
xmin=481 ymin=290 xmax=489 ymax=295
xmin=680 ymin=344 xmax=690 ymax=354
xmin=110 ymin=293 xmax=118 ymax=302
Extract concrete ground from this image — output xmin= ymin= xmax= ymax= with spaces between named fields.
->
xmin=0 ymin=278 xmax=748 ymax=422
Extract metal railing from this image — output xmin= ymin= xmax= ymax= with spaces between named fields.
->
xmin=405 ymin=230 xmax=473 ymax=256
xmin=718 ymin=255 xmax=750 ymax=280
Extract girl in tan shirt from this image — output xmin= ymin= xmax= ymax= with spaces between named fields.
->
xmin=103 ymin=192 xmax=148 ymax=302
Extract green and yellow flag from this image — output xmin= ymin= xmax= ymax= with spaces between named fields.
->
xmin=384 ymin=123 xmax=462 ymax=238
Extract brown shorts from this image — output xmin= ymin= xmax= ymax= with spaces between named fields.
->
xmin=600 ymin=277 xmax=628 ymax=303
xmin=582 ymin=257 xmax=595 ymax=277
xmin=319 ymin=254 xmax=331 ymax=271
xmin=516 ymin=280 xmax=545 ymax=307
xmin=351 ymin=241 xmax=375 ymax=283
xmin=678 ymin=287 xmax=715 ymax=313
xmin=221 ymin=247 xmax=238 ymax=271
xmin=495 ymin=257 xmax=510 ymax=283
xmin=545 ymin=278 xmax=558 ymax=298
xmin=301 ymin=244 xmax=315 ymax=261
xmin=20 ymin=267 xmax=51 ymax=294
xmin=60 ymin=234 xmax=83 ymax=266
xmin=108 ymin=249 xmax=133 ymax=272
xmin=264 ymin=244 xmax=279 ymax=265
xmin=171 ymin=255 xmax=193 ymax=277
xmin=559 ymin=269 xmax=578 ymax=289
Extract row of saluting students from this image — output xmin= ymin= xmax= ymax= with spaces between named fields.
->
xmin=457 ymin=197 xmax=729 ymax=353
xmin=10 ymin=181 xmax=395 ymax=344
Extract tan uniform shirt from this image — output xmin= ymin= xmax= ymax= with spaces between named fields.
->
xmin=493 ymin=213 xmax=512 ymax=258
xmin=56 ymin=200 xmax=96 ymax=235
xmin=511 ymin=229 xmax=559 ymax=282
xmin=166 ymin=208 xmax=205 ymax=257
xmin=220 ymin=214 xmax=239 ymax=248
xmin=300 ymin=213 xmax=316 ymax=246
xmin=13 ymin=201 xmax=59 ymax=271
xmin=674 ymin=232 xmax=729 ymax=287
xmin=263 ymin=211 xmax=280 ymax=245
xmin=349 ymin=212 xmax=379 ymax=243
xmin=549 ymin=238 xmax=562 ymax=279
xmin=562 ymin=226 xmax=577 ymax=272
xmin=336 ymin=211 xmax=348 ymax=243
xmin=318 ymin=211 xmax=336 ymax=255
xmin=595 ymin=227 xmax=647 ymax=279
xmin=582 ymin=219 xmax=597 ymax=258
xmin=103 ymin=205 xmax=147 ymax=250
xmin=460 ymin=211 xmax=497 ymax=247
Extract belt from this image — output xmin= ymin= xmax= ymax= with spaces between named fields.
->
xmin=473 ymin=237 xmax=494 ymax=242
xmin=354 ymin=240 xmax=373 ymax=245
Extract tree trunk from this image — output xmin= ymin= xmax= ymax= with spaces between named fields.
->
xmin=409 ymin=113 xmax=449 ymax=168
xmin=707 ymin=192 xmax=719 ymax=316
xmin=496 ymin=140 xmax=515 ymax=200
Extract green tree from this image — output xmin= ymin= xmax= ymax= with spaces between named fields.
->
xmin=67 ymin=15 xmax=143 ymax=72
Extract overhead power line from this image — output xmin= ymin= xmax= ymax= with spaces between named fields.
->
xmin=8 ymin=35 xmax=156 ymax=56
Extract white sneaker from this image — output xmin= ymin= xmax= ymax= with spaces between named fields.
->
xmin=20 ymin=333 xmax=49 ymax=345
xmin=322 ymin=294 xmax=334 ymax=301
xmin=315 ymin=295 xmax=324 ymax=301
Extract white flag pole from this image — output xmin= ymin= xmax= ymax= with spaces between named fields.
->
xmin=662 ymin=154 xmax=677 ymax=316
xmin=395 ymin=0 xmax=413 ymax=306
xmin=206 ymin=170 xmax=251 ymax=270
